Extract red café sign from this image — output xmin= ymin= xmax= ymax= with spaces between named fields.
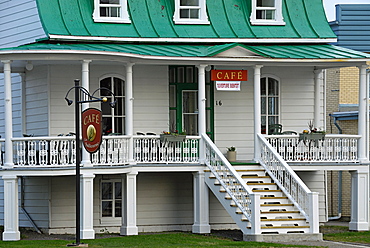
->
xmin=82 ymin=108 xmax=103 ymax=153
xmin=211 ymin=70 xmax=248 ymax=81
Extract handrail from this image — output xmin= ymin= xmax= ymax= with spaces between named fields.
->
xmin=202 ymin=134 xmax=257 ymax=226
xmin=257 ymin=133 xmax=311 ymax=218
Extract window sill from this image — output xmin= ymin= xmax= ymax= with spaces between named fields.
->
xmin=174 ymin=19 xmax=210 ymax=25
xmin=251 ymin=20 xmax=286 ymax=26
xmin=93 ymin=17 xmax=131 ymax=24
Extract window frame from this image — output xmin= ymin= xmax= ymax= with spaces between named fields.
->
xmin=260 ymin=75 xmax=280 ymax=134
xmin=99 ymin=75 xmax=125 ymax=135
xmin=250 ymin=0 xmax=285 ymax=26
xmin=173 ymin=0 xmax=210 ymax=25
xmin=93 ymin=0 xmax=131 ymax=23
xmin=100 ymin=179 xmax=123 ymax=223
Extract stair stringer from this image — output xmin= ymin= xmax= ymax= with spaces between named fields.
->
xmin=204 ymin=171 xmax=257 ymax=235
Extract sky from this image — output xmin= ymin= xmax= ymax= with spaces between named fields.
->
xmin=323 ymin=0 xmax=370 ymax=21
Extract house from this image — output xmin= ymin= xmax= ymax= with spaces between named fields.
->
xmin=0 ymin=0 xmax=369 ymax=243
xmin=326 ymin=4 xmax=370 ymax=220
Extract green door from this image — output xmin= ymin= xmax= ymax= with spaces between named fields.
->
xmin=169 ymin=66 xmax=214 ymax=139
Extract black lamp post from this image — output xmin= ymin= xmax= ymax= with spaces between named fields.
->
xmin=65 ymin=79 xmax=115 ymax=247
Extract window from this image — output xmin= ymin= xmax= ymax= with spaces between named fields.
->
xmin=250 ymin=0 xmax=285 ymax=25
xmin=93 ymin=0 xmax=131 ymax=23
xmin=261 ymin=76 xmax=279 ymax=134
xmin=173 ymin=0 xmax=209 ymax=24
xmin=100 ymin=76 xmax=125 ymax=135
xmin=101 ymin=180 xmax=122 ymax=218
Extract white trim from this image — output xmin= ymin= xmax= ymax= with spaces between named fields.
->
xmin=250 ymin=0 xmax=285 ymax=26
xmin=173 ymin=0 xmax=209 ymax=25
xmin=48 ymin=35 xmax=337 ymax=43
xmin=93 ymin=0 xmax=131 ymax=24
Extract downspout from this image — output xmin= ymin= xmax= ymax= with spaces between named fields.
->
xmin=328 ymin=171 xmax=342 ymax=220
xmin=20 ymin=177 xmax=42 ymax=234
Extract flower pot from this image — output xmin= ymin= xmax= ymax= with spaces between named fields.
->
xmin=227 ymin=151 xmax=236 ymax=162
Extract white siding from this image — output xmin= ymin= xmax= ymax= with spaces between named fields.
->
xmin=296 ymin=171 xmax=327 ymax=223
xmin=47 ymin=64 xmax=169 ymax=136
xmin=50 ymin=176 xmax=75 ymax=229
xmin=214 ymin=66 xmax=321 ymax=160
xmin=0 ymin=0 xmax=46 ymax=48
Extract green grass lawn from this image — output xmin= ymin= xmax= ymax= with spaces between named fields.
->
xmin=0 ymin=232 xmax=310 ymax=248
xmin=321 ymin=225 xmax=370 ymax=244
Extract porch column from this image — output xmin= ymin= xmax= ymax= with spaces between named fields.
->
xmin=314 ymin=69 xmax=323 ymax=128
xmin=2 ymin=175 xmax=20 ymax=241
xmin=125 ymin=63 xmax=135 ymax=164
xmin=2 ymin=60 xmax=14 ymax=168
xmin=198 ymin=64 xmax=207 ymax=163
xmin=80 ymin=173 xmax=95 ymax=239
xmin=192 ymin=171 xmax=210 ymax=234
xmin=349 ymin=169 xmax=369 ymax=231
xmin=120 ymin=171 xmax=138 ymax=235
xmin=81 ymin=60 xmax=92 ymax=167
xmin=358 ymin=65 xmax=368 ymax=162
xmin=254 ymin=65 xmax=263 ymax=161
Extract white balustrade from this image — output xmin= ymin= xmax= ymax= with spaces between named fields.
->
xmin=257 ymin=134 xmax=319 ymax=231
xmin=133 ymin=135 xmax=200 ymax=163
xmin=266 ymin=134 xmax=360 ymax=162
xmin=9 ymin=135 xmax=199 ymax=167
xmin=12 ymin=136 xmax=76 ymax=167
xmin=202 ymin=134 xmax=259 ymax=232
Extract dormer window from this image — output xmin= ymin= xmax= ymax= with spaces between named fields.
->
xmin=173 ymin=0 xmax=209 ymax=24
xmin=93 ymin=0 xmax=131 ymax=23
xmin=250 ymin=0 xmax=285 ymax=25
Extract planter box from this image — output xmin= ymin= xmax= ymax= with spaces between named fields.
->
xmin=299 ymin=133 xmax=325 ymax=141
xmin=160 ymin=134 xmax=186 ymax=143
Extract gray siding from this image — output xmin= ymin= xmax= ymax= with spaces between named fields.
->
xmin=330 ymin=4 xmax=370 ymax=52
xmin=0 ymin=0 xmax=46 ymax=48
xmin=0 ymin=73 xmax=23 ymax=137
xmin=25 ymin=66 xmax=49 ymax=136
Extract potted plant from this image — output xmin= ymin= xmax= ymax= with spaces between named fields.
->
xmin=160 ymin=131 xmax=186 ymax=143
xmin=227 ymin=146 xmax=236 ymax=162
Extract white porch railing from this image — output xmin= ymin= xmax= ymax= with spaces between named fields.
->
xmin=134 ymin=135 xmax=200 ymax=163
xmin=257 ymin=133 xmax=319 ymax=233
xmin=202 ymin=134 xmax=261 ymax=234
xmin=10 ymin=135 xmax=200 ymax=167
xmin=265 ymin=134 xmax=360 ymax=162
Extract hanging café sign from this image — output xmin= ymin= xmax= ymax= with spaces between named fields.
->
xmin=211 ymin=70 xmax=248 ymax=91
xmin=82 ymin=108 xmax=103 ymax=153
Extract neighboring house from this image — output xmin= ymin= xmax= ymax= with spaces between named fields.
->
xmin=327 ymin=4 xmax=370 ymax=220
xmin=0 ymin=0 xmax=369 ymax=243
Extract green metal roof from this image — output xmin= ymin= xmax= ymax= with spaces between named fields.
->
xmin=36 ymin=0 xmax=336 ymax=40
xmin=2 ymin=42 xmax=369 ymax=59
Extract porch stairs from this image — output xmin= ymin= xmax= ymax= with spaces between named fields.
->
xmin=205 ymin=162 xmax=318 ymax=242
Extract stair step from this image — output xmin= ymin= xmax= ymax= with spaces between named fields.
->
xmin=261 ymin=218 xmax=306 ymax=222
xmin=261 ymin=196 xmax=288 ymax=199
xmin=253 ymin=189 xmax=281 ymax=192
xmin=247 ymin=182 xmax=275 ymax=185
xmin=261 ymin=210 xmax=300 ymax=214
xmin=235 ymin=169 xmax=265 ymax=172
xmin=242 ymin=175 xmax=270 ymax=178
xmin=261 ymin=203 xmax=294 ymax=207
xmin=261 ymin=225 xmax=310 ymax=229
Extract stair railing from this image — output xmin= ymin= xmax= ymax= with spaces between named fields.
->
xmin=202 ymin=134 xmax=261 ymax=234
xmin=256 ymin=133 xmax=319 ymax=233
